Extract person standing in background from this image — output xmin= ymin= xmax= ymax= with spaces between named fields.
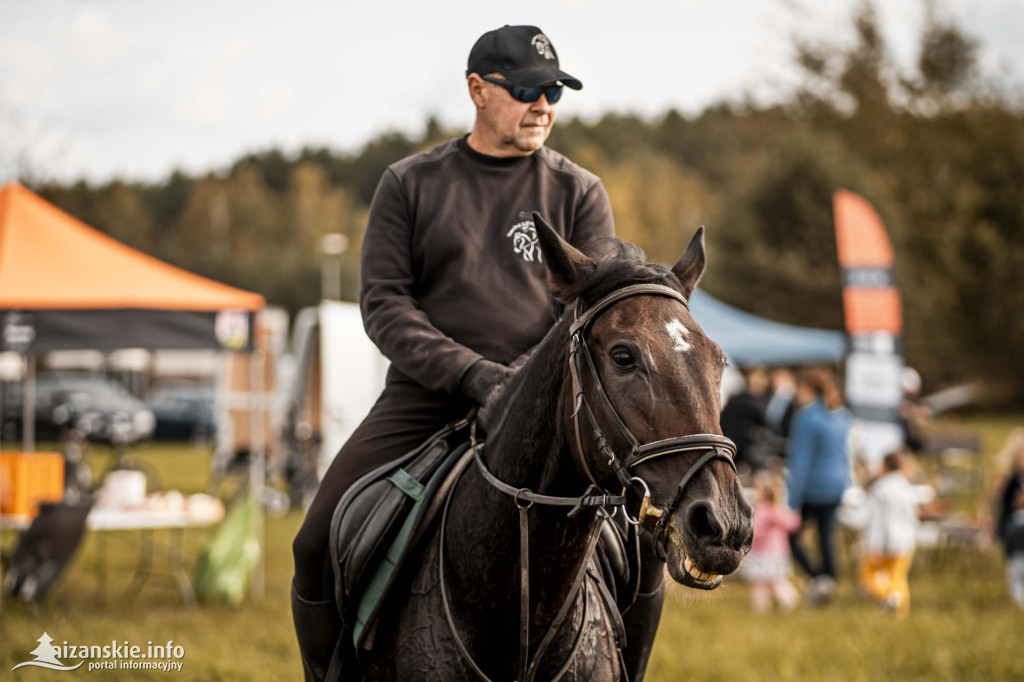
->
xmin=897 ymin=367 xmax=931 ymax=454
xmin=1004 ymin=489 xmax=1024 ymax=607
xmin=995 ymin=429 xmax=1024 ymax=550
xmin=765 ymin=367 xmax=796 ymax=436
xmin=786 ymin=367 xmax=852 ymax=605
xmin=720 ymin=366 xmax=770 ymax=474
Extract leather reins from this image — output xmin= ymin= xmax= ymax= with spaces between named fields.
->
xmin=438 ymin=282 xmax=737 ymax=681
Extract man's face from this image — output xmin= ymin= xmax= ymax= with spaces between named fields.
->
xmin=477 ymin=74 xmax=557 ymax=155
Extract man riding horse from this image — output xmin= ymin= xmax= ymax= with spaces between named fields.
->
xmin=291 ymin=25 xmax=667 ymax=681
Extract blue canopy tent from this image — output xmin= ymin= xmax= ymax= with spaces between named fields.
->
xmin=689 ymin=290 xmax=846 ymax=366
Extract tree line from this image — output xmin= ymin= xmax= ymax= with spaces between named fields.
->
xmin=33 ymin=6 xmax=1024 ymax=394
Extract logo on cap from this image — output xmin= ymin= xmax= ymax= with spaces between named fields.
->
xmin=531 ymin=34 xmax=554 ymax=60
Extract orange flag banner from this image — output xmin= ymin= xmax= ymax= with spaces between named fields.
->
xmin=833 ymin=190 xmax=905 ymax=468
xmin=833 ymin=190 xmax=902 ymax=336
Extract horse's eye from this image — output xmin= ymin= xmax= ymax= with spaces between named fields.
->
xmin=610 ymin=347 xmax=635 ymax=368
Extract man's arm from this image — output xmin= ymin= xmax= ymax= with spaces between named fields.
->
xmin=359 ymin=168 xmax=482 ymax=393
xmin=569 ymin=180 xmax=615 ymax=258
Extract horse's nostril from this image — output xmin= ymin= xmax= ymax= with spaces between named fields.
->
xmin=687 ymin=503 xmax=722 ymax=542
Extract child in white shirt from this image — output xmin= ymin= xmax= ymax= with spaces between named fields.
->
xmin=857 ymin=451 xmax=934 ymax=617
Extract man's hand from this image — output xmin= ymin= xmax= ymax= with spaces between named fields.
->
xmin=460 ymin=359 xmax=514 ymax=432
xmin=459 ymin=359 xmax=510 ymax=406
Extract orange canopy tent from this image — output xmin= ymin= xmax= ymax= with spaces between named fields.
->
xmin=0 ymin=185 xmax=270 ymax=590
xmin=0 ymin=182 xmax=264 ymax=352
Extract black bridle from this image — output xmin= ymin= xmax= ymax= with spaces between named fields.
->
xmin=440 ymin=282 xmax=738 ymax=682
xmin=566 ymin=282 xmax=737 ymax=557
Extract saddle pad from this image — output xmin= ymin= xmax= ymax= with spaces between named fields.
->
xmin=329 ymin=414 xmax=472 ymax=648
xmin=352 ymin=442 xmax=473 ymax=649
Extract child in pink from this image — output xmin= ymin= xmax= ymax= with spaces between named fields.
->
xmin=743 ymin=472 xmax=802 ymax=612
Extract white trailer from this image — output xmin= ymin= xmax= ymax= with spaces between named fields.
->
xmin=284 ymin=301 xmax=388 ymax=506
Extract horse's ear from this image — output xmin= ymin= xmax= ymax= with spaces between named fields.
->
xmin=672 ymin=226 xmax=706 ymax=298
xmin=533 ymin=211 xmax=593 ymax=299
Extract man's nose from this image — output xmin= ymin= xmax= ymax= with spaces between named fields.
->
xmin=530 ymin=94 xmax=555 ymax=112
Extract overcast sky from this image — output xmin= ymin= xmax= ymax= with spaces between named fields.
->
xmin=1 ymin=0 xmax=1021 ymax=184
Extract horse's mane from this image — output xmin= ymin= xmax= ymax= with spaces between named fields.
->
xmin=563 ymin=239 xmax=682 ymax=308
xmin=485 ymin=238 xmax=682 ymax=485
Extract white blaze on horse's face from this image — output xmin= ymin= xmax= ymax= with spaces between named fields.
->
xmin=665 ymin=319 xmax=692 ymax=353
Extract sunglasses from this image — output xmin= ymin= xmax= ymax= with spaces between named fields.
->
xmin=482 ymin=76 xmax=563 ymax=104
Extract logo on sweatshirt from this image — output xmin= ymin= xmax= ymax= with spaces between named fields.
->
xmin=507 ymin=217 xmax=542 ymax=263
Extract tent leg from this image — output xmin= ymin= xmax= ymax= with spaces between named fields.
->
xmin=22 ymin=355 xmax=34 ymax=452
xmin=249 ymin=349 xmax=266 ymax=600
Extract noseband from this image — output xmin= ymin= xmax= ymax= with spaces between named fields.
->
xmin=566 ymin=283 xmax=737 ymax=557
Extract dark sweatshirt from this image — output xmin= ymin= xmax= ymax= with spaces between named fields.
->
xmin=359 ymin=136 xmax=614 ymax=393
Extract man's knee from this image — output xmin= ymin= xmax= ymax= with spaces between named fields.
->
xmin=292 ymin=516 xmax=334 ymax=600
xmin=293 ymin=520 xmax=324 ymax=570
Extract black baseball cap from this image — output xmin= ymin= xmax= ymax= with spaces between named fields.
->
xmin=466 ymin=25 xmax=583 ymax=90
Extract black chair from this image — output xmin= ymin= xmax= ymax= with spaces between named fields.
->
xmin=4 ymin=499 xmax=93 ymax=602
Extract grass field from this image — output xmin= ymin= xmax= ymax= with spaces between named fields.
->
xmin=2 ymin=415 xmax=1022 ymax=680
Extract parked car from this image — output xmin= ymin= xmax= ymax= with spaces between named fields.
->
xmin=148 ymin=381 xmax=215 ymax=443
xmin=2 ymin=372 xmax=156 ymax=443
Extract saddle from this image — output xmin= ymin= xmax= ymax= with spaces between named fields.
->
xmin=327 ymin=411 xmax=641 ymax=673
xmin=329 ymin=413 xmax=474 ymax=654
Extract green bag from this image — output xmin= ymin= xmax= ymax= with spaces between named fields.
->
xmin=193 ymin=495 xmax=261 ymax=605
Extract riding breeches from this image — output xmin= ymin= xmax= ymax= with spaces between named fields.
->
xmin=291 ymin=373 xmax=474 ymax=600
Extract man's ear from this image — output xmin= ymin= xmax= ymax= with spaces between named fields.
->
xmin=467 ymin=74 xmax=488 ymax=108
xmin=671 ymin=226 xmax=707 ymax=298
xmin=533 ymin=211 xmax=593 ymax=300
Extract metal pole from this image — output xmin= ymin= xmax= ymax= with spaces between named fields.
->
xmin=213 ymin=352 xmax=231 ymax=481
xmin=22 ymin=354 xmax=34 ymax=452
xmin=320 ymin=233 xmax=348 ymax=301
xmin=0 ymin=381 xmax=3 ymax=611
xmin=249 ymin=349 xmax=266 ymax=599
xmin=320 ymin=254 xmax=340 ymax=301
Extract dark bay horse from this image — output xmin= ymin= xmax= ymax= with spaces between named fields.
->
xmin=363 ymin=215 xmax=753 ymax=680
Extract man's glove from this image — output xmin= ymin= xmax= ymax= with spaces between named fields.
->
xmin=459 ymin=359 xmax=510 ymax=406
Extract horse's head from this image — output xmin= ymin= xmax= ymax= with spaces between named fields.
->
xmin=534 ymin=213 xmax=753 ymax=591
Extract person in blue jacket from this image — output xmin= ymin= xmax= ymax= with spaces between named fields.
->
xmin=786 ymin=367 xmax=852 ymax=603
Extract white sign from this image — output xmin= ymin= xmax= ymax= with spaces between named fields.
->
xmin=845 ymin=351 xmax=903 ymax=409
